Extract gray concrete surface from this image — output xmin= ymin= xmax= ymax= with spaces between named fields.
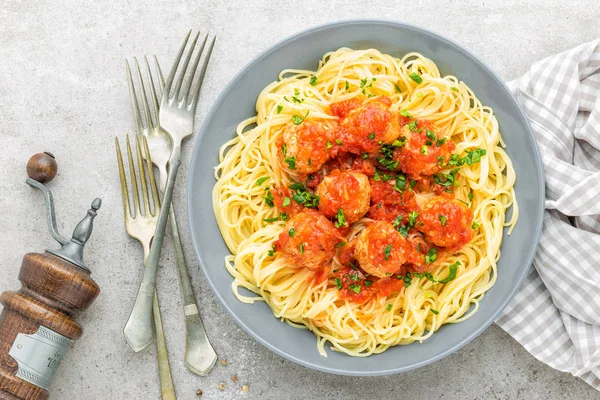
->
xmin=1 ymin=1 xmax=599 ymax=399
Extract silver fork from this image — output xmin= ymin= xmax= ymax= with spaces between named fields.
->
xmin=115 ymin=135 xmax=176 ymax=399
xmin=123 ymin=31 xmax=216 ymax=374
xmin=126 ymin=53 xmax=217 ymax=375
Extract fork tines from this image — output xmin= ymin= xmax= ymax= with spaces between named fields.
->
xmin=164 ymin=31 xmax=216 ymax=108
xmin=115 ymin=134 xmax=160 ymax=219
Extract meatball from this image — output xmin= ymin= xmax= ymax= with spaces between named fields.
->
xmin=279 ymin=121 xmax=331 ymax=174
xmin=336 ymin=97 xmax=401 ymax=154
xmin=418 ymin=197 xmax=473 ymax=249
xmin=354 ymin=220 xmax=413 ymax=278
xmin=316 ymin=170 xmax=371 ymax=224
xmin=394 ymin=122 xmax=455 ymax=176
xmin=276 ymin=211 xmax=342 ymax=270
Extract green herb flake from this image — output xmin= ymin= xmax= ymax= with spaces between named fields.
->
xmin=450 ymin=86 xmax=458 ymax=92
xmin=362 ymin=153 xmax=369 ymax=160
xmin=367 ymin=132 xmax=376 ymax=140
xmin=284 ymin=156 xmax=296 ymax=170
xmin=393 ymin=215 xmax=403 ymax=227
xmin=335 ymin=277 xmax=342 ymax=290
xmin=299 ymin=243 xmax=304 ymax=254
xmin=335 ymin=242 xmax=346 ymax=248
xmin=282 ymin=143 xmax=287 ymax=156
xmin=335 ymin=139 xmax=343 ymax=145
xmin=264 ymin=190 xmax=275 ymax=207
xmin=409 ymin=120 xmax=419 ymax=132
xmin=276 ymin=105 xmax=283 ymax=114
xmin=282 ymin=197 xmax=291 ymax=207
xmin=472 ymin=221 xmax=480 ymax=230
xmin=436 ymin=137 xmax=447 ymax=146
xmin=383 ymin=244 xmax=392 ymax=261
xmin=394 ymin=173 xmax=406 ymax=192
xmin=410 ymin=179 xmax=417 ymax=188
xmin=439 ymin=215 xmax=447 ymax=226
xmin=334 ymin=209 xmax=347 ymax=228
xmin=288 ymin=228 xmax=296 ymax=237
xmin=291 ymin=114 xmax=304 ymax=125
xmin=430 ymin=309 xmax=439 ymax=315
xmin=345 ymin=80 xmax=349 ymax=90
xmin=437 ymin=261 xmax=460 ymax=284
xmin=360 ymin=78 xmax=368 ymax=88
xmin=425 ymin=248 xmax=438 ymax=264
xmin=310 ymin=76 xmax=317 ymax=86
xmin=386 ymin=304 xmax=393 ymax=312
xmin=468 ymin=192 xmax=474 ymax=202
xmin=409 ymin=72 xmax=423 ymax=84
xmin=256 ymin=176 xmax=269 ymax=186
xmin=421 ymin=145 xmax=428 ymax=155
xmin=263 ymin=217 xmax=279 ymax=223
xmin=400 ymin=109 xmax=413 ymax=119
xmin=267 ymin=245 xmax=277 ymax=257
xmin=348 ymin=284 xmax=361 ymax=294
xmin=394 ymin=83 xmax=402 ymax=93
xmin=326 ymin=141 xmax=333 ymax=150
xmin=365 ymin=280 xmax=374 ymax=287
xmin=408 ymin=211 xmax=419 ymax=227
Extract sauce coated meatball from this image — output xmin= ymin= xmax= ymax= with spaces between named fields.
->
xmin=394 ymin=121 xmax=455 ymax=176
xmin=354 ymin=220 xmax=413 ymax=278
xmin=279 ymin=121 xmax=331 ymax=174
xmin=418 ymin=198 xmax=473 ymax=249
xmin=276 ymin=211 xmax=342 ymax=270
xmin=316 ymin=170 xmax=371 ymax=224
xmin=335 ymin=97 xmax=401 ymax=154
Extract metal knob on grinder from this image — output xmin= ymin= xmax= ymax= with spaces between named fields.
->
xmin=0 ymin=153 xmax=101 ymax=400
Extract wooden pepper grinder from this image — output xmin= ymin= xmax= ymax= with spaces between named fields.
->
xmin=0 ymin=153 xmax=101 ymax=400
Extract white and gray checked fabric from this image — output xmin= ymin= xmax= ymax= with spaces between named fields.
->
xmin=496 ymin=39 xmax=600 ymax=391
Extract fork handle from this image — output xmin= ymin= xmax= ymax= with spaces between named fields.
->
xmin=169 ymin=203 xmax=218 ymax=375
xmin=153 ymin=289 xmax=177 ymax=400
xmin=124 ymin=145 xmax=181 ymax=352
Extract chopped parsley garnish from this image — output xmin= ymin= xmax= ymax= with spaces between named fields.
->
xmin=386 ymin=304 xmax=393 ymax=311
xmin=392 ymin=139 xmax=404 ymax=147
xmin=334 ymin=209 xmax=347 ymax=228
xmin=282 ymin=143 xmax=287 ymax=156
xmin=345 ymin=80 xmax=349 ymax=90
xmin=450 ymin=86 xmax=458 ymax=92
xmin=291 ymin=114 xmax=305 ymax=125
xmin=437 ymin=261 xmax=460 ymax=283
xmin=410 ymin=179 xmax=417 ymax=188
xmin=264 ymin=190 xmax=275 ymax=207
xmin=362 ymin=153 xmax=369 ymax=160
xmin=335 ymin=139 xmax=343 ymax=145
xmin=348 ymin=284 xmax=361 ymax=294
xmin=468 ymin=192 xmax=474 ymax=202
xmin=440 ymin=215 xmax=447 ymax=226
xmin=284 ymin=156 xmax=296 ymax=170
xmin=394 ymin=173 xmax=406 ymax=192
xmin=335 ymin=277 xmax=342 ymax=290
xmin=310 ymin=76 xmax=317 ymax=86
xmin=426 ymin=130 xmax=436 ymax=142
xmin=365 ymin=280 xmax=374 ymax=287
xmin=326 ymin=141 xmax=333 ymax=150
xmin=267 ymin=245 xmax=276 ymax=257
xmin=421 ymin=145 xmax=428 ymax=155
xmin=299 ymin=243 xmax=304 ymax=254
xmin=430 ymin=309 xmax=439 ymax=315
xmin=472 ymin=221 xmax=480 ymax=230
xmin=282 ymin=197 xmax=291 ymax=207
xmin=350 ymin=272 xmax=359 ymax=281
xmin=433 ymin=168 xmax=459 ymax=187
xmin=367 ymin=132 xmax=376 ymax=140
xmin=463 ymin=148 xmax=487 ymax=165
xmin=400 ymin=109 xmax=413 ymax=119
xmin=288 ymin=181 xmax=319 ymax=208
xmin=436 ymin=137 xmax=447 ymax=146
xmin=294 ymin=88 xmax=300 ymax=95
xmin=383 ymin=244 xmax=392 ymax=260
xmin=256 ymin=176 xmax=269 ymax=186
xmin=335 ymin=242 xmax=346 ymax=248
xmin=393 ymin=215 xmax=403 ymax=227
xmin=276 ymin=105 xmax=283 ymax=114
xmin=425 ymin=248 xmax=438 ymax=264
xmin=394 ymin=83 xmax=402 ymax=93
xmin=408 ymin=211 xmax=419 ymax=227
xmin=263 ymin=217 xmax=280 ymax=223
xmin=409 ymin=120 xmax=419 ymax=132
xmin=403 ymin=272 xmax=412 ymax=287
xmin=409 ymin=72 xmax=423 ymax=84
xmin=360 ymin=78 xmax=368 ymax=88
xmin=288 ymin=228 xmax=296 ymax=237
xmin=292 ymin=96 xmax=303 ymax=103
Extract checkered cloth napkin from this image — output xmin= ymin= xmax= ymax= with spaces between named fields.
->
xmin=496 ymin=39 xmax=600 ymax=390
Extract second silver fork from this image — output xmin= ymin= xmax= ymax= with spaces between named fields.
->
xmin=126 ymin=52 xmax=217 ymax=375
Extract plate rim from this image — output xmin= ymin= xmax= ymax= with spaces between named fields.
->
xmin=187 ymin=18 xmax=545 ymax=376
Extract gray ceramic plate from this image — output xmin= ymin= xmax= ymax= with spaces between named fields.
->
xmin=187 ymin=20 xmax=544 ymax=376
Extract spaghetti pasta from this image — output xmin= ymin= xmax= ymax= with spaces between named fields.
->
xmin=212 ymin=48 xmax=517 ymax=357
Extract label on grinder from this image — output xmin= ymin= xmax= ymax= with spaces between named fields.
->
xmin=8 ymin=325 xmax=72 ymax=390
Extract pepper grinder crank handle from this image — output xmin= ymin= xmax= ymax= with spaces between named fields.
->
xmin=0 ymin=152 xmax=101 ymax=400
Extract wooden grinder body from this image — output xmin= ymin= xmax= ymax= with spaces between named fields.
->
xmin=0 ymin=252 xmax=100 ymax=399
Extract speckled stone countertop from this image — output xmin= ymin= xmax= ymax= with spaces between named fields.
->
xmin=1 ymin=1 xmax=599 ymax=399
